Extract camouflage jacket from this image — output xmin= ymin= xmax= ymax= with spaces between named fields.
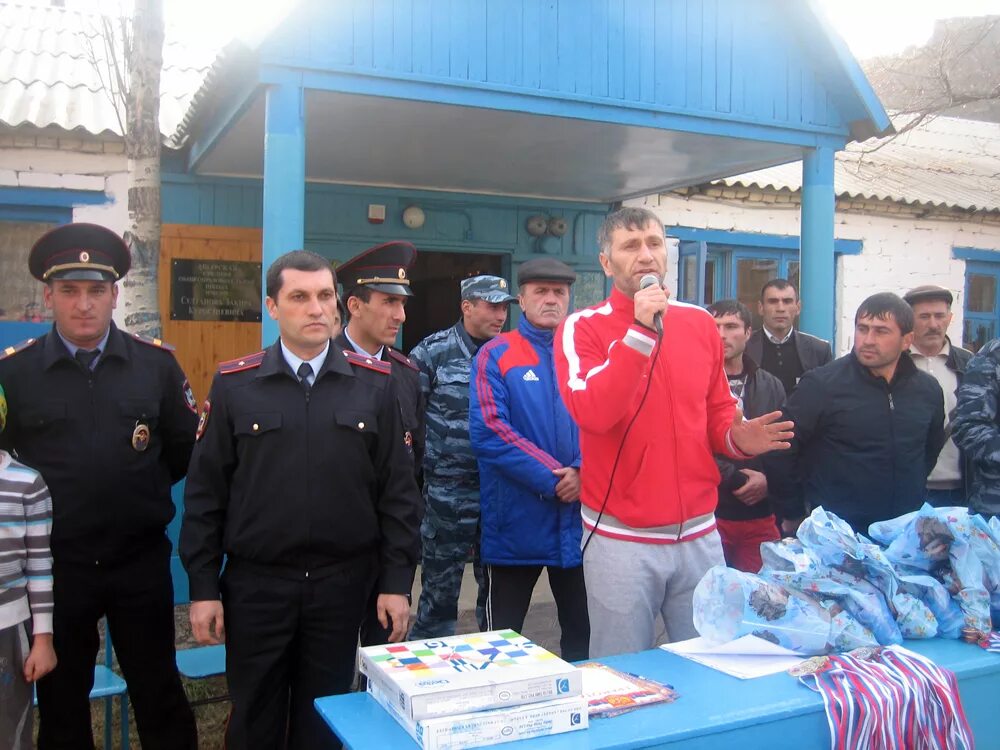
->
xmin=952 ymin=338 xmax=1000 ymax=517
xmin=409 ymin=321 xmax=483 ymax=508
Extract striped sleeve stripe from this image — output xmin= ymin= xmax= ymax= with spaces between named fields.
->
xmin=622 ymin=326 xmax=656 ymax=356
xmin=561 ymin=302 xmax=614 ymax=392
xmin=475 ymin=340 xmax=562 ymax=472
xmin=724 ymin=428 xmax=751 ymax=459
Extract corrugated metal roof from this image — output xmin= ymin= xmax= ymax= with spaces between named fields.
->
xmin=0 ymin=2 xmax=215 ymax=139
xmin=717 ymin=116 xmax=1000 ymax=213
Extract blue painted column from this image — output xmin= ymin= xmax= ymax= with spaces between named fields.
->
xmin=799 ymin=146 xmax=836 ymax=343
xmin=261 ymin=83 xmax=306 ymax=346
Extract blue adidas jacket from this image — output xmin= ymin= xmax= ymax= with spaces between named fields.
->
xmin=469 ymin=317 xmax=582 ymax=567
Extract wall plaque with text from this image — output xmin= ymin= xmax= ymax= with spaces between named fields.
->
xmin=170 ymin=259 xmax=262 ymax=322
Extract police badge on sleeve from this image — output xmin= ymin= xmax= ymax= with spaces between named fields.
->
xmin=196 ymin=400 xmax=211 ymax=441
xmin=183 ymin=379 xmax=198 ymax=414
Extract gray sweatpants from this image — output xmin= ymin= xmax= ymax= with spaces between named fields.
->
xmin=583 ymin=530 xmax=724 ymax=658
xmin=0 ymin=621 xmax=32 ymax=750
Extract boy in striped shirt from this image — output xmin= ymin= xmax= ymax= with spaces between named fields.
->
xmin=0 ymin=384 xmax=56 ymax=749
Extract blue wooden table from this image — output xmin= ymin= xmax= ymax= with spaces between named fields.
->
xmin=315 ymin=639 xmax=1000 ymax=749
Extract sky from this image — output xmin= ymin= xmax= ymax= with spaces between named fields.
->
xmin=50 ymin=0 xmax=1000 ymax=61
xmin=816 ymin=0 xmax=1000 ymax=58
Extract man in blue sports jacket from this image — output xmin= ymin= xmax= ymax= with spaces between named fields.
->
xmin=469 ymin=258 xmax=588 ymax=661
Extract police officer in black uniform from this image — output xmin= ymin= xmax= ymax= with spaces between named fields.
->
xmin=180 ymin=250 xmax=421 ymax=750
xmin=336 ymin=241 xmax=425 ymax=647
xmin=0 ymin=223 xmax=198 ymax=750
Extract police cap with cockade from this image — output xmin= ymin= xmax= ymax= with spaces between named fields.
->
xmin=28 ymin=222 xmax=130 ymax=283
xmin=460 ymin=275 xmax=517 ymax=304
xmin=338 ymin=241 xmax=417 ymax=298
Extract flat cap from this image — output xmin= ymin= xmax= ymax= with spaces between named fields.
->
xmin=29 ymin=223 xmax=130 ymax=282
xmin=460 ymin=275 xmax=516 ymax=303
xmin=517 ymin=258 xmax=576 ymax=286
xmin=337 ymin=241 xmax=417 ymax=298
xmin=903 ymin=285 xmax=953 ymax=306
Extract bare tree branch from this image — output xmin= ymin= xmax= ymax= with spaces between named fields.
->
xmin=862 ymin=15 xmax=1000 ymax=131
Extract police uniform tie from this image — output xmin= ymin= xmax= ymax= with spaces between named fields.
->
xmin=75 ymin=348 xmax=100 ymax=371
xmin=297 ymin=362 xmax=313 ymax=391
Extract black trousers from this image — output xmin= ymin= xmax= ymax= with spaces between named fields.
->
xmin=359 ymin=585 xmax=393 ymax=648
xmin=482 ymin=564 xmax=590 ymax=662
xmin=36 ymin=537 xmax=197 ymax=750
xmin=222 ymin=555 xmax=375 ymax=750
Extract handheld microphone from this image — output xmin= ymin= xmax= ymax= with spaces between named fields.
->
xmin=639 ymin=273 xmax=663 ymax=336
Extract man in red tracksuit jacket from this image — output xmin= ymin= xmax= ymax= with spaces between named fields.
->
xmin=555 ymin=207 xmax=793 ymax=658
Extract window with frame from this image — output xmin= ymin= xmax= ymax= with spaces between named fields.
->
xmin=678 ymin=242 xmax=800 ymax=328
xmin=963 ymin=261 xmax=1000 ymax=353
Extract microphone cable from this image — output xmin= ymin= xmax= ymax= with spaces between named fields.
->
xmin=581 ymin=329 xmax=663 ymax=556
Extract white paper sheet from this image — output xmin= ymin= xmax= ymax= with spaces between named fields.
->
xmin=659 ymin=635 xmax=807 ymax=679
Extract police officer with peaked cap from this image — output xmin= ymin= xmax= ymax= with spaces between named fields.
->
xmin=336 ymin=241 xmax=425 ymax=647
xmin=0 ymin=223 xmax=198 ymax=749
xmin=180 ymin=250 xmax=422 ymax=749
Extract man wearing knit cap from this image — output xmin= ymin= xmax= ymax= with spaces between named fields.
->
xmin=470 ymin=258 xmax=588 ymax=660
xmin=903 ymin=284 xmax=972 ymax=506
xmin=409 ymin=275 xmax=515 ymax=638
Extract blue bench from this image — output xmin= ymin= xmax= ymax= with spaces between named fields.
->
xmin=176 ymin=643 xmax=226 ymax=680
xmin=176 ymin=644 xmax=228 ymax=706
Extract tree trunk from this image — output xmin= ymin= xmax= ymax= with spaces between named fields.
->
xmin=122 ymin=0 xmax=164 ymax=337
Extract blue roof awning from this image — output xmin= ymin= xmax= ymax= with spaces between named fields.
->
xmin=177 ymin=0 xmax=891 ymax=201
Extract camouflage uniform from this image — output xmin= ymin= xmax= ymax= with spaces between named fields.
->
xmin=952 ymin=337 xmax=1000 ymax=519
xmin=407 ymin=320 xmax=485 ymax=637
xmin=409 ymin=276 xmax=515 ymax=638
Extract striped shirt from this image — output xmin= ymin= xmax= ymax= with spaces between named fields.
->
xmin=0 ymin=450 xmax=53 ymax=634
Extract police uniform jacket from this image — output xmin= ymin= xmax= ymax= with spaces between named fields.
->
xmin=0 ymin=323 xmax=197 ymax=564
xmin=335 ymin=332 xmax=425 ymax=479
xmin=179 ymin=339 xmax=422 ymax=601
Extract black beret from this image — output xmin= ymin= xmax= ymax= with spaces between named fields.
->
xmin=517 ymin=258 xmax=576 ymax=286
xmin=903 ymin=285 xmax=953 ymax=306
xmin=29 ymin=223 xmax=130 ymax=282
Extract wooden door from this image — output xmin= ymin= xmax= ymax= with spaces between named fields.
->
xmin=159 ymin=224 xmax=262 ymax=407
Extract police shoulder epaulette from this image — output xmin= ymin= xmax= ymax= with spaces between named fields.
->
xmin=387 ymin=348 xmax=419 ymax=372
xmin=218 ymin=350 xmax=265 ymax=374
xmin=131 ymin=332 xmax=176 ymax=352
xmin=0 ymin=337 xmax=39 ymax=361
xmin=343 ymin=349 xmax=391 ymax=375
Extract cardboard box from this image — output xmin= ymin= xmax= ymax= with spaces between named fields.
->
xmin=359 ymin=630 xmax=581 ymax=721
xmin=368 ymin=682 xmax=588 ymax=750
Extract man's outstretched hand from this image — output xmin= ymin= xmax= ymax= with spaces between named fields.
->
xmin=731 ymin=409 xmax=794 ymax=456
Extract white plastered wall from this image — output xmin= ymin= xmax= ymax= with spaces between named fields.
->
xmin=0 ymin=145 xmax=131 ymax=326
xmin=634 ymin=192 xmax=1000 ymax=355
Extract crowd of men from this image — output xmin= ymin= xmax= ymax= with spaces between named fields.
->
xmin=0 ymin=208 xmax=999 ymax=749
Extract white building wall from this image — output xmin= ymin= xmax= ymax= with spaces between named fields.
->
xmin=636 ymin=192 xmax=1000 ymax=355
xmin=0 ymin=143 xmax=132 ymax=326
